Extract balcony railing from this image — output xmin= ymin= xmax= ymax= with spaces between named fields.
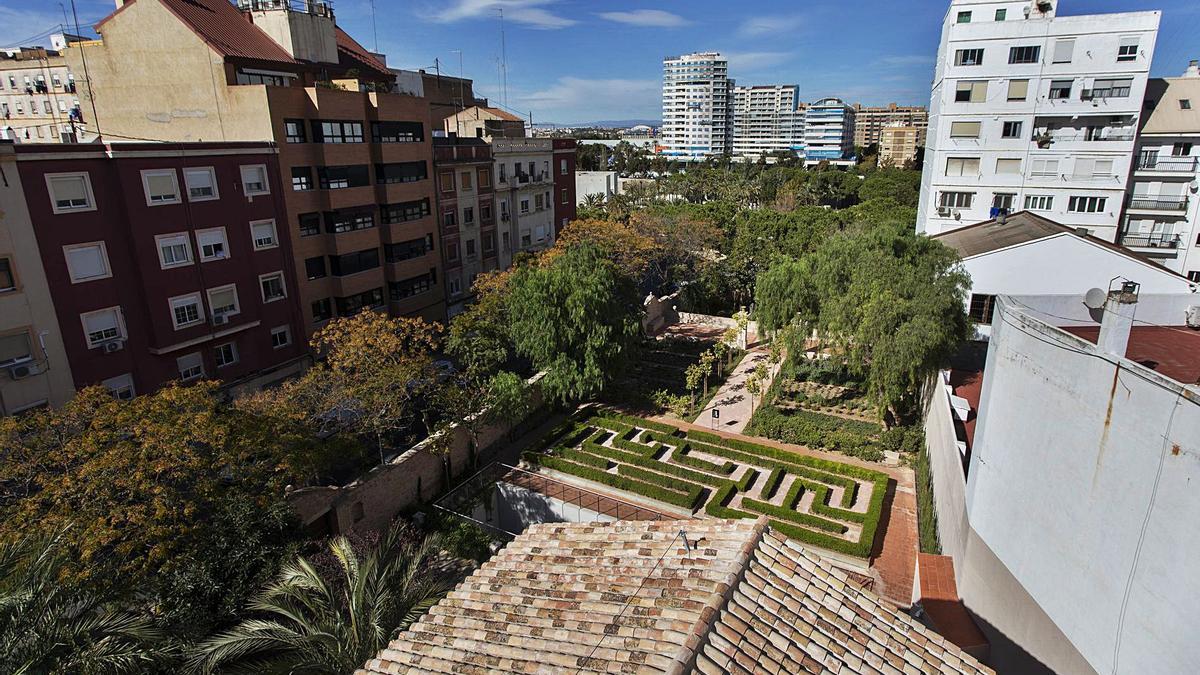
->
xmin=1119 ymin=232 xmax=1182 ymax=249
xmin=1127 ymin=196 xmax=1189 ymax=212
xmin=1136 ymin=157 xmax=1198 ymax=173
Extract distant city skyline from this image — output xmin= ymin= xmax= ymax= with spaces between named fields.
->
xmin=2 ymin=0 xmax=1198 ymax=124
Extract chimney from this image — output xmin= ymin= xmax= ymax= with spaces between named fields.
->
xmin=1097 ymin=282 xmax=1139 ymax=358
xmin=1184 ymin=59 xmax=1200 ymax=78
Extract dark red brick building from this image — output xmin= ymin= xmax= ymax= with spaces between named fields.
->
xmin=553 ymin=138 xmax=578 ymax=230
xmin=433 ymin=136 xmax=496 ymax=316
xmin=16 ymin=142 xmax=307 ymax=398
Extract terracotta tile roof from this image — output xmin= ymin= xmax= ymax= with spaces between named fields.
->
xmin=1060 ymin=325 xmax=1200 ymax=384
xmin=356 ymin=518 xmax=992 ymax=674
xmin=334 ymin=26 xmax=389 ymax=79
xmin=98 ymin=0 xmax=300 ymax=65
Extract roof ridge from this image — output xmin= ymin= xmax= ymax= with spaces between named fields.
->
xmin=664 ymin=515 xmax=770 ymax=675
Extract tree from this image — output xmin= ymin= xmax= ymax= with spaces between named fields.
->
xmin=745 ymin=374 xmax=762 ymax=415
xmin=506 ymin=242 xmax=641 ymax=404
xmin=857 ymin=168 xmax=921 ymax=208
xmin=0 ymin=531 xmax=165 ymax=674
xmin=189 ymin=526 xmax=456 ymax=674
xmin=446 ymin=269 xmax=516 ymax=377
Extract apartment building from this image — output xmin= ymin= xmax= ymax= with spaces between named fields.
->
xmin=917 ymin=0 xmax=1160 ymax=239
xmin=803 ymin=97 xmax=856 ymax=164
xmin=392 ymin=68 xmax=486 ymax=129
xmin=730 ymin=84 xmax=805 ymax=160
xmin=1120 ymin=61 xmax=1200 ymax=278
xmin=491 ymin=139 xmax=561 ymax=264
xmin=14 ymin=142 xmax=307 ymax=398
xmin=852 ymin=103 xmax=927 ymax=147
xmin=661 ymin=52 xmax=732 ymax=161
xmin=0 ymin=36 xmax=91 ymax=143
xmin=434 ymin=137 xmax=496 ymax=316
xmin=0 ymin=141 xmax=76 ymax=414
xmin=443 ymin=105 xmax=527 ymax=140
xmin=878 ymin=123 xmax=922 ymax=167
xmin=68 ymin=0 xmax=446 ymax=332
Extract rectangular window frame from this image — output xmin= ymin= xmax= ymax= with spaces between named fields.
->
xmin=177 ymin=352 xmax=204 ymax=381
xmin=1008 ymin=45 xmax=1041 ymax=65
xmin=195 ymin=227 xmax=230 ymax=262
xmin=81 ymin=306 xmax=125 ymax=348
xmin=169 ymin=292 xmax=205 ymax=330
xmin=240 ymin=164 xmax=270 ymax=196
xmin=63 ymin=241 xmax=112 ymax=283
xmin=206 ymin=283 xmax=241 ymax=319
xmin=183 ymin=166 xmax=220 ymax=201
xmin=249 ymin=219 xmax=278 ymax=250
xmin=954 ymin=49 xmax=984 ymax=67
xmin=259 ymin=271 xmax=287 ymax=303
xmin=141 ymin=169 xmax=181 ymax=206
xmin=270 ymin=325 xmax=291 ymax=349
xmin=45 ymin=172 xmax=96 ymax=214
xmin=214 ymin=341 xmax=239 ymax=369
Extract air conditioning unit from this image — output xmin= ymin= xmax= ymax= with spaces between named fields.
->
xmin=212 ymin=313 xmax=229 ymax=326
xmin=8 ymin=361 xmax=41 ymax=380
xmin=1080 ymin=89 xmax=1094 ymax=101
xmin=101 ymin=339 xmax=125 ymax=353
xmin=937 ymin=206 xmax=953 ymax=217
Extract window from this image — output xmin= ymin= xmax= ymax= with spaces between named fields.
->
xmin=63 ymin=242 xmax=111 ymax=282
xmin=0 ymin=258 xmax=13 ymax=291
xmin=954 ymin=49 xmax=984 ymax=66
xmin=323 ymin=209 xmax=375 ymax=234
xmin=184 ymin=167 xmax=219 ymax=201
xmin=82 ymin=307 xmax=123 ymax=347
xmin=389 ymin=272 xmax=435 ymax=300
xmin=284 ymin=119 xmax=306 ymax=143
xmin=241 ymin=165 xmax=269 ymax=195
xmin=312 ymin=298 xmax=333 ymax=323
xmin=195 ymin=228 xmax=229 ymax=261
xmin=335 ymin=288 xmax=384 ymax=315
xmin=463 ymin=206 xmax=474 ymax=224
xmin=1008 ymin=46 xmax=1040 ymax=64
xmin=480 ymin=202 xmax=492 ymax=221
xmin=442 ymin=210 xmax=457 ymax=228
xmin=1001 ymin=121 xmax=1023 ymax=138
xmin=1030 ymin=158 xmax=1059 ymax=177
xmin=994 ymin=8 xmax=1006 ymax=20
xmin=945 ymin=157 xmax=980 ymax=177
xmin=1182 ymin=100 xmax=1193 ymax=111
xmin=1068 ymin=196 xmax=1107 ymax=213
xmin=447 ymin=241 xmax=459 ymax=261
xmin=292 ymin=166 xmax=313 ymax=191
xmin=1024 ymin=194 xmax=1054 ymax=211
xmin=1052 ymin=39 xmax=1075 ymax=64
xmin=1173 ymin=143 xmax=1194 ymax=156
xmin=385 ymin=235 xmax=433 ymax=263
xmin=448 ymin=277 xmax=462 ymax=295
xmin=465 ymin=239 xmax=476 ymax=258
xmin=956 ymin=11 xmax=971 ymax=23
xmin=140 ymin=169 xmax=180 ymax=205
xmin=938 ymin=192 xmax=974 ymax=209
xmin=1117 ymin=37 xmax=1138 ymax=62
xmin=328 ymin=248 xmax=380 ymax=277
xmin=968 ymin=294 xmax=996 ymax=325
xmin=995 ymin=158 xmax=1021 ymax=174
xmin=1188 ymin=271 xmax=1200 ymax=283
xmin=1073 ymin=158 xmax=1114 ymax=179
xmin=438 ymin=170 xmax=455 ymax=193
xmin=317 ymin=165 xmax=370 ymax=189
xmin=992 ymin=193 xmax=1016 ymax=211
xmin=381 ymin=199 xmax=430 ymax=224
xmin=305 ymin=256 xmax=327 ymax=279
xmin=45 ymin=172 xmax=94 ymax=213
xmin=0 ymin=333 xmax=32 ymax=367
xmin=299 ymin=212 xmax=321 ymax=237
xmin=371 ymin=121 xmax=423 ymax=143
xmin=102 ymin=373 xmax=135 ymax=400
xmin=561 ymin=188 xmax=569 ymax=205
xmin=502 ymin=231 xmax=510 ymax=252
xmin=177 ymin=352 xmax=204 ymax=381
xmin=169 ymin=293 xmax=204 ymax=329
xmin=1091 ymin=78 xmax=1132 ymax=99
xmin=250 ymin=219 xmax=277 ymax=250
xmin=260 ymin=272 xmax=286 ymax=302
xmin=206 ymin=284 xmax=240 ymax=318
xmin=560 ymin=158 xmax=568 ymax=175
xmin=312 ymin=120 xmax=364 ymax=143
xmin=271 ymin=325 xmax=291 ymax=349
xmin=235 ymin=70 xmax=289 ymax=86
xmin=376 ymin=161 xmax=428 ymax=184
xmin=214 ymin=342 xmax=238 ymax=368
xmin=949 ymin=121 xmax=980 ymax=138
xmin=479 ymin=168 xmax=491 ymax=188
xmin=498 ymin=164 xmax=507 ymax=183
xmin=1049 ymin=80 xmax=1073 ymax=100
xmin=461 ymin=171 xmax=473 ymax=190
xmin=519 ymin=198 xmax=530 ymax=214
xmin=483 ymin=232 xmax=495 ymax=254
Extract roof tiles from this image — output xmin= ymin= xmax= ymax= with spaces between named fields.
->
xmin=356 ymin=518 xmax=992 ymax=675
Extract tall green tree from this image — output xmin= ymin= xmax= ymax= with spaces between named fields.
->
xmin=506 ymin=242 xmax=641 ymax=404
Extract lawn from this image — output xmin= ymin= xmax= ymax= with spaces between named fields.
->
xmin=522 ymin=410 xmax=890 ymax=559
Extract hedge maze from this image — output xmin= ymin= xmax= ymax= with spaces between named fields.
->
xmin=523 ymin=411 xmax=890 ymax=558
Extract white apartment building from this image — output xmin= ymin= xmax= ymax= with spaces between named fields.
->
xmin=803 ymin=97 xmax=856 ymax=164
xmin=0 ymin=35 xmax=92 ymax=143
xmin=730 ymin=84 xmax=804 ymax=160
xmin=917 ymin=0 xmax=1160 ymax=240
xmin=492 ymin=138 xmax=557 ymax=266
xmin=661 ymin=52 xmax=732 ymax=161
xmin=1121 ymin=61 xmax=1200 ymax=279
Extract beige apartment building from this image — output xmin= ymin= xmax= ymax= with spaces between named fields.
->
xmin=0 ymin=35 xmax=92 ymax=143
xmin=878 ymin=123 xmax=922 ymax=167
xmin=0 ymin=142 xmax=76 ymax=413
xmin=852 ymin=103 xmax=927 ymax=148
xmin=67 ymin=0 xmax=446 ymax=332
xmin=444 ymin=105 xmax=528 ymax=140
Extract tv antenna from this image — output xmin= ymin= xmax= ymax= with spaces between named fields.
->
xmin=497 ymin=8 xmax=509 ymax=109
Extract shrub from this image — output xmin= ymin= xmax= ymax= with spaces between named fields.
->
xmin=672 ymin=445 xmax=736 ymax=475
xmin=537 ymin=455 xmax=698 ymax=509
xmin=762 ymin=467 xmax=785 ymax=500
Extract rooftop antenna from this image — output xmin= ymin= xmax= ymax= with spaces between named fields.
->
xmin=451 ymin=49 xmax=466 ymax=136
xmin=497 ymin=7 xmax=509 ymax=109
xmin=370 ymin=0 xmax=378 ymax=52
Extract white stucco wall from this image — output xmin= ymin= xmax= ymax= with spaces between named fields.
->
xmin=965 ymin=296 xmax=1200 ymax=674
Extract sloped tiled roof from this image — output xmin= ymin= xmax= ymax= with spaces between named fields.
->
xmin=356 ymin=518 xmax=992 ymax=674
xmin=98 ymin=0 xmax=299 ymax=65
xmin=334 ymin=26 xmax=389 ymax=79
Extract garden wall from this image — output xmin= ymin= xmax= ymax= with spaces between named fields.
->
xmin=921 ymin=372 xmax=970 ymax=563
xmin=287 ymin=373 xmax=547 ymax=535
xmin=676 ymin=312 xmax=758 ymax=348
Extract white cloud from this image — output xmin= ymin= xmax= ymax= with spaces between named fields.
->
xmin=423 ymin=0 xmax=576 ymax=30
xmin=722 ymin=51 xmax=795 ymax=72
xmin=517 ymin=76 xmax=660 ymax=124
xmin=737 ymin=14 xmax=805 ymax=37
xmin=597 ymin=9 xmax=689 ymax=28
xmin=877 ymin=55 xmax=934 ymax=68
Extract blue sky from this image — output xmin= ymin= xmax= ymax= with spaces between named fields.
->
xmin=3 ymin=0 xmax=1197 ymax=124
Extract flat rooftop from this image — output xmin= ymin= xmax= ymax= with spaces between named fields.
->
xmin=1059 ymin=326 xmax=1200 ymax=385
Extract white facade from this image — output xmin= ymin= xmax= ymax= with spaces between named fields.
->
xmin=661 ymin=52 xmax=732 ymax=161
xmin=0 ymin=35 xmax=93 ymax=144
xmin=575 ymin=171 xmax=620 ymax=205
xmin=492 ymin=138 xmax=556 ymax=264
xmin=803 ymin=97 xmax=856 ymax=162
xmin=1121 ymin=65 xmax=1200 ymax=279
xmin=917 ymin=0 xmax=1160 ymax=241
xmin=730 ymin=85 xmax=804 ymax=159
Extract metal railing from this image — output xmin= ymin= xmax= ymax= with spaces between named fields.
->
xmin=1119 ymin=232 xmax=1182 ymax=248
xmin=1126 ymin=196 xmax=1189 ymax=212
xmin=1136 ymin=157 xmax=1198 ymax=172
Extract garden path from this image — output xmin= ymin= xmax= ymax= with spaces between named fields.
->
xmin=692 ymin=347 xmax=779 ymax=433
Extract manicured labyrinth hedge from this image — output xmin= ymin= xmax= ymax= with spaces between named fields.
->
xmin=526 ymin=412 xmax=890 ymax=558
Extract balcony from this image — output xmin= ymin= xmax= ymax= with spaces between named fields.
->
xmin=1119 ymin=232 xmax=1182 ymax=249
xmin=1135 ymin=157 xmax=1198 ymax=174
xmin=1126 ymin=196 xmax=1189 ymax=212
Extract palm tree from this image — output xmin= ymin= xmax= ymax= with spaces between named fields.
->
xmin=189 ymin=526 xmax=456 ymax=674
xmin=0 ymin=532 xmax=164 ymax=675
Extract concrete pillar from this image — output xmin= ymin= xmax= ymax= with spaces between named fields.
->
xmin=1097 ymin=288 xmax=1138 ymax=358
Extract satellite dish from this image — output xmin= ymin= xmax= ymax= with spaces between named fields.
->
xmin=1084 ymin=287 xmax=1107 ymax=310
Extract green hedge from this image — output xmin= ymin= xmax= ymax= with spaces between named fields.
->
xmin=583 ymin=439 xmax=734 ymax=490
xmin=555 ymin=447 xmax=611 ymax=469
xmin=536 ymin=455 xmax=698 ymax=509
xmin=762 ymin=467 xmax=785 ymax=499
xmin=683 ymin=436 xmax=860 ymax=508
xmin=671 ymin=445 xmax=736 ymax=475
xmin=616 ymin=465 xmax=704 ymax=509
xmin=744 ymin=406 xmax=883 ymax=462
xmin=598 ymin=412 xmax=681 ymax=436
